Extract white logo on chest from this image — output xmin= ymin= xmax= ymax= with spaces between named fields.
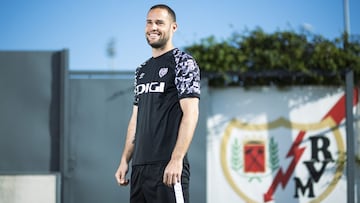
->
xmin=139 ymin=73 xmax=145 ymax=79
xmin=136 ymin=82 xmax=165 ymax=95
xmin=159 ymin=67 xmax=168 ymax=78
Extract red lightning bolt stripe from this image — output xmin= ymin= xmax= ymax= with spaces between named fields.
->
xmin=264 ymin=88 xmax=358 ymax=202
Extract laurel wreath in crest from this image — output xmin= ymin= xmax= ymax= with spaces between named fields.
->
xmin=268 ymin=137 xmax=280 ymax=171
xmin=231 ymin=138 xmax=242 ymax=171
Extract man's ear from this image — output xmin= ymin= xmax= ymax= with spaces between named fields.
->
xmin=172 ymin=22 xmax=178 ymax=32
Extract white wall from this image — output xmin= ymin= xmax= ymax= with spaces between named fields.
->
xmin=207 ymin=86 xmax=359 ymax=203
xmin=0 ymin=174 xmax=59 ymax=203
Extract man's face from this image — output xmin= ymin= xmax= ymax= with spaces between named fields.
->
xmin=145 ymin=8 xmax=176 ymax=49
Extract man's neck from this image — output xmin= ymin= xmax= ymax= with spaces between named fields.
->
xmin=152 ymin=44 xmax=175 ymax=58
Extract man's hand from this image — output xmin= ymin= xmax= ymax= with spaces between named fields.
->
xmin=163 ymin=159 xmax=183 ymax=187
xmin=115 ymin=161 xmax=130 ymax=186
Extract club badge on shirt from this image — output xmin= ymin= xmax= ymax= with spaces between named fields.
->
xmin=159 ymin=67 xmax=168 ymax=78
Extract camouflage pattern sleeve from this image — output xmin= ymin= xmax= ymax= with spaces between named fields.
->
xmin=174 ymin=49 xmax=201 ymax=99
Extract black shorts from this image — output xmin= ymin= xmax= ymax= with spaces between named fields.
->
xmin=130 ymin=163 xmax=190 ymax=203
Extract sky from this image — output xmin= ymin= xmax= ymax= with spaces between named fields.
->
xmin=1 ymin=0 xmax=359 ymax=71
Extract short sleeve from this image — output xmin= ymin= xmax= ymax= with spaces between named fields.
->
xmin=175 ymin=55 xmax=201 ymax=99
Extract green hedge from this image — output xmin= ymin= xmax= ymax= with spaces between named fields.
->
xmin=185 ymin=28 xmax=360 ymax=87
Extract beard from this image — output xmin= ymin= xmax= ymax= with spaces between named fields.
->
xmin=146 ymin=34 xmax=169 ymax=49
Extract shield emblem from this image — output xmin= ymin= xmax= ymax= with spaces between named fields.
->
xmin=244 ymin=141 xmax=266 ymax=173
xmin=220 ymin=117 xmax=345 ymax=203
xmin=159 ymin=67 xmax=168 ymax=78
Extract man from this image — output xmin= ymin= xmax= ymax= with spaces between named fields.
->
xmin=115 ymin=4 xmax=200 ymax=203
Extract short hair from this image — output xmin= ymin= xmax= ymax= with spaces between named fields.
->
xmin=149 ymin=4 xmax=176 ymax=22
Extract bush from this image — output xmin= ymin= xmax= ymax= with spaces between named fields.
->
xmin=185 ymin=29 xmax=360 ymax=87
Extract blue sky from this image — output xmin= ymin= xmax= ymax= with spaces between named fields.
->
xmin=1 ymin=0 xmax=359 ymax=71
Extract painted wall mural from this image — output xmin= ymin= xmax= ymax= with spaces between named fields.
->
xmin=207 ymin=87 xmax=359 ymax=203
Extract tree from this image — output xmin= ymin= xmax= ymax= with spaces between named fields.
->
xmin=185 ymin=28 xmax=360 ymax=87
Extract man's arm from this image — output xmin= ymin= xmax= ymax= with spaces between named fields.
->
xmin=163 ymin=97 xmax=199 ymax=186
xmin=115 ymin=105 xmax=138 ymax=186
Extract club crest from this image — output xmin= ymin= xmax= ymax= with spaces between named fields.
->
xmin=159 ymin=67 xmax=168 ymax=78
xmin=220 ymin=117 xmax=345 ymax=203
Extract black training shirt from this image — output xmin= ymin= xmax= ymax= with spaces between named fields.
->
xmin=132 ymin=48 xmax=200 ymax=166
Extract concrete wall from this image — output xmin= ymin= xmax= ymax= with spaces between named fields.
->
xmin=62 ymin=74 xmax=207 ymax=203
